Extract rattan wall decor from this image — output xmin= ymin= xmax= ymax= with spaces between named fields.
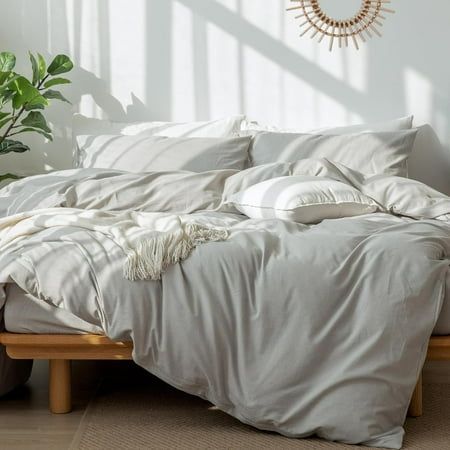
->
xmin=287 ymin=0 xmax=395 ymax=51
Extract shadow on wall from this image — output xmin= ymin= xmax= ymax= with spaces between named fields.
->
xmin=0 ymin=0 xmax=448 ymax=192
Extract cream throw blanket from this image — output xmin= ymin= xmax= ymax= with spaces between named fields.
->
xmin=0 ymin=208 xmax=228 ymax=281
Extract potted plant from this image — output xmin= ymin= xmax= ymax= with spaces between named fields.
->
xmin=0 ymin=51 xmax=74 ymax=183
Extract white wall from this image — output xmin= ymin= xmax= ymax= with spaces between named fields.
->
xmin=1 ymin=0 xmax=449 ymax=184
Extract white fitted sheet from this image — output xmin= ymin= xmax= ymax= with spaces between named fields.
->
xmin=4 ymin=284 xmax=103 ymax=335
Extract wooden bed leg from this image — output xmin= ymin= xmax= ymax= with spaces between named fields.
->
xmin=49 ymin=359 xmax=72 ymax=414
xmin=408 ymin=373 xmax=423 ymax=418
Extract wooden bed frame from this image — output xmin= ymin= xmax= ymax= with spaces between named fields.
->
xmin=1 ymin=333 xmax=450 ymax=417
xmin=0 ymin=333 xmax=133 ymax=414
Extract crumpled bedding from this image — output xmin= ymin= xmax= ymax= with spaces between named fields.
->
xmin=0 ymin=159 xmax=450 ymax=448
xmin=0 ymin=208 xmax=228 ymax=281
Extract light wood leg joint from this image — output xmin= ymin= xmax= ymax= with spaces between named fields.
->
xmin=49 ymin=359 xmax=72 ymax=414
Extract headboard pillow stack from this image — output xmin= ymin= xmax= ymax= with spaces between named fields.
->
xmin=72 ymin=114 xmax=449 ymax=195
xmin=241 ymin=115 xmax=450 ymax=195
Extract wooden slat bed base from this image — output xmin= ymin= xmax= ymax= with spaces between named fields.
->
xmin=0 ymin=333 xmax=133 ymax=360
xmin=426 ymin=336 xmax=450 ymax=360
xmin=0 ymin=333 xmax=132 ymax=413
xmin=0 ymin=333 xmax=449 ymax=416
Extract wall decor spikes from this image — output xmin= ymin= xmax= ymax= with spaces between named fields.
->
xmin=287 ymin=0 xmax=395 ymax=51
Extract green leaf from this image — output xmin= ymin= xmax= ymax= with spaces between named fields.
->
xmin=0 ymin=73 xmax=20 ymax=93
xmin=0 ymin=115 xmax=12 ymax=130
xmin=0 ymin=139 xmax=30 ymax=155
xmin=0 ymin=52 xmax=16 ymax=72
xmin=12 ymin=76 xmax=36 ymax=96
xmin=24 ymin=102 xmax=44 ymax=111
xmin=11 ymin=77 xmax=39 ymax=109
xmin=43 ymin=89 xmax=71 ymax=104
xmin=37 ymin=53 xmax=46 ymax=80
xmin=0 ymin=89 xmax=15 ymax=106
xmin=24 ymin=91 xmax=48 ymax=110
xmin=29 ymin=52 xmax=39 ymax=85
xmin=21 ymin=111 xmax=51 ymax=133
xmin=43 ymin=77 xmax=71 ymax=89
xmin=0 ymin=112 xmax=9 ymax=120
xmin=47 ymin=54 xmax=73 ymax=76
xmin=12 ymin=127 xmax=53 ymax=141
xmin=11 ymin=77 xmax=48 ymax=109
xmin=0 ymin=71 xmax=11 ymax=85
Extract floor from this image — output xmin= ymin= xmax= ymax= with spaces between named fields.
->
xmin=0 ymin=360 xmax=105 ymax=450
xmin=0 ymin=360 xmax=450 ymax=450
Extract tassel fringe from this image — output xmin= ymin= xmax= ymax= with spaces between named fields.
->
xmin=124 ymin=224 xmax=228 ymax=281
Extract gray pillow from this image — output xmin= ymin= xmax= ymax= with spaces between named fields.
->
xmin=249 ymin=130 xmax=418 ymax=176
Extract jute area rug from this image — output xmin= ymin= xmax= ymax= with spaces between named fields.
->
xmin=70 ymin=371 xmax=450 ymax=450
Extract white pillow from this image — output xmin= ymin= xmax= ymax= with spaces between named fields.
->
xmin=73 ymin=114 xmax=246 ymax=168
xmin=240 ymin=116 xmax=413 ymax=134
xmin=229 ymin=176 xmax=378 ymax=223
xmin=249 ymin=130 xmax=418 ymax=176
xmin=73 ymin=114 xmax=245 ymax=138
xmin=77 ymin=134 xmax=252 ymax=172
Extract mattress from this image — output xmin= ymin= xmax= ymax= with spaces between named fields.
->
xmin=4 ymin=284 xmax=103 ymax=335
xmin=4 ymin=277 xmax=450 ymax=336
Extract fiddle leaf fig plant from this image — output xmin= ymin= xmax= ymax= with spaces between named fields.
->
xmin=0 ymin=51 xmax=73 ymax=158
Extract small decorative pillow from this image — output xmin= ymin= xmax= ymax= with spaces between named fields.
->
xmin=228 ymin=176 xmax=378 ymax=224
xmin=77 ymin=134 xmax=252 ymax=172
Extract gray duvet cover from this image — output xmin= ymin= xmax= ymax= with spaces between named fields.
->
xmin=0 ymin=161 xmax=449 ymax=448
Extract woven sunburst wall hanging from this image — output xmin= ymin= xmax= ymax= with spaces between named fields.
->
xmin=287 ymin=0 xmax=395 ymax=51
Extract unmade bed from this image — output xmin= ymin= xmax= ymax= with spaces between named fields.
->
xmin=1 ymin=115 xmax=450 ymax=449
xmin=1 ymin=162 xmax=449 ymax=449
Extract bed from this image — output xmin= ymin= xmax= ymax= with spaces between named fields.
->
xmin=0 ymin=115 xmax=449 ymax=449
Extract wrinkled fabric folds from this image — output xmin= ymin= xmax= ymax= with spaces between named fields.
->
xmin=0 ymin=163 xmax=450 ymax=448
